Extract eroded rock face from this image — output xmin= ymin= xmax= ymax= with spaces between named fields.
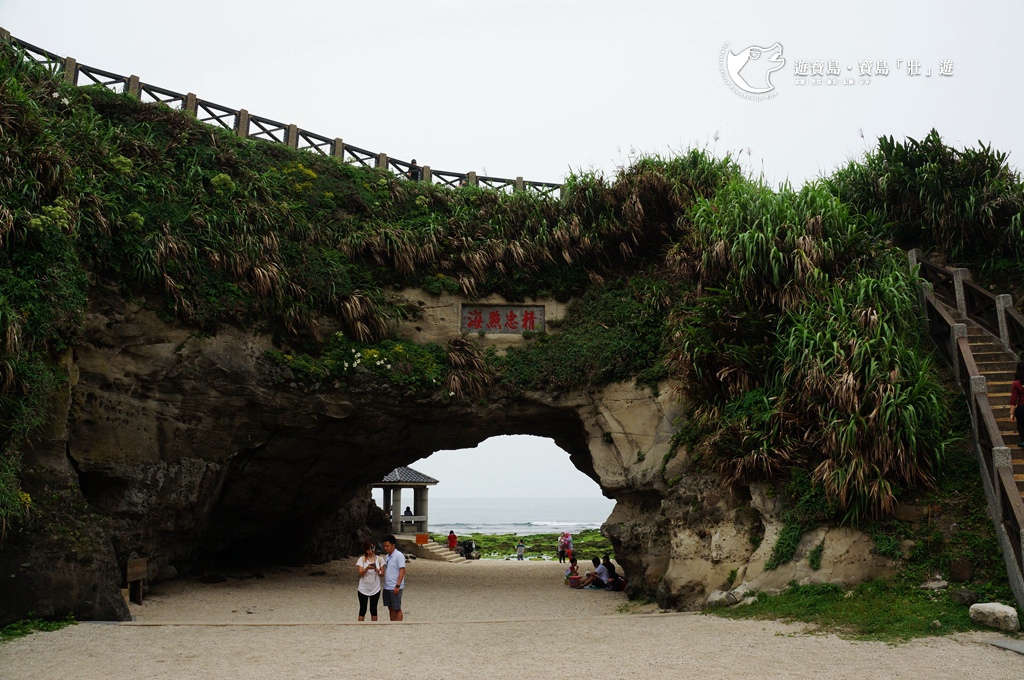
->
xmin=0 ymin=287 xmax=897 ymax=624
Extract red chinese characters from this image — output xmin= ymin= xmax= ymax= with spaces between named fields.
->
xmin=461 ymin=305 xmax=544 ymax=334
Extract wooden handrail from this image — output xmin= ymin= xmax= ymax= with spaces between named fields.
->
xmin=918 ymin=260 xmax=957 ymax=305
xmin=1007 ymin=307 xmax=1024 ymax=357
xmin=963 ymin=279 xmax=1000 ymax=336
xmin=998 ymin=466 xmax=1024 ymax=574
xmin=914 ymin=251 xmax=1024 ymax=611
xmin=1000 ymin=467 xmax=1024 ymax=531
xmin=0 ymin=29 xmax=563 ymax=197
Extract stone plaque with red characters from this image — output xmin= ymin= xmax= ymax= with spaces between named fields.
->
xmin=460 ymin=304 xmax=545 ymax=334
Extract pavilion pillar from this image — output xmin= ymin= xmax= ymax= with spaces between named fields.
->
xmin=414 ymin=487 xmax=428 ymax=533
xmin=381 ymin=487 xmax=392 ymax=525
xmin=390 ymin=487 xmax=403 ymax=534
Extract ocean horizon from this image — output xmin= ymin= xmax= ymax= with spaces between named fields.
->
xmin=398 ymin=496 xmax=616 ymax=536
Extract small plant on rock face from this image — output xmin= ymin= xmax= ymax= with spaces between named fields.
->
xmin=727 ymin=568 xmax=738 ymax=587
xmin=808 ymin=539 xmax=825 ymax=570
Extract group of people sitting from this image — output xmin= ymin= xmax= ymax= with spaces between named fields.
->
xmin=564 ymin=554 xmax=626 ymax=591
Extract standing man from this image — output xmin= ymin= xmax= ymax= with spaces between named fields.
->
xmin=382 ymin=534 xmax=406 ymax=621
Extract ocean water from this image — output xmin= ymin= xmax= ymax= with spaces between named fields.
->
xmin=424 ymin=496 xmax=616 ymax=535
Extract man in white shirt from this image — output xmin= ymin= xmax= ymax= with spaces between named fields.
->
xmin=382 ymin=534 xmax=406 ymax=621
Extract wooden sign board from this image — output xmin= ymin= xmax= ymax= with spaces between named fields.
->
xmin=126 ymin=558 xmax=147 ymax=583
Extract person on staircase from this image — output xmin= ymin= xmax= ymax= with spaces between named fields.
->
xmin=1009 ymin=361 xmax=1024 ymax=447
xmin=447 ymin=530 xmax=458 ymax=551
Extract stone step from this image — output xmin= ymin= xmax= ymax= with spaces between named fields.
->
xmin=977 ymin=361 xmax=1020 ymax=373
xmin=974 ymin=352 xmax=1013 ymax=364
xmin=394 ymin=538 xmax=469 ymax=564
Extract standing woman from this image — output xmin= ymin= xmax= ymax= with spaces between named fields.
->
xmin=1010 ymin=362 xmax=1024 ymax=448
xmin=356 ymin=540 xmax=383 ymax=621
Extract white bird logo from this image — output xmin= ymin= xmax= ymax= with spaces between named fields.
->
xmin=726 ymin=43 xmax=785 ymax=94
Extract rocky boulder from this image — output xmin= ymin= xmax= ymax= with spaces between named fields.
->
xmin=969 ymin=603 xmax=1020 ymax=632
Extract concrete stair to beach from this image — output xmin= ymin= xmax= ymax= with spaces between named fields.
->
xmin=959 ymin=318 xmax=1024 ymax=500
xmin=395 ymin=537 xmax=468 ymax=563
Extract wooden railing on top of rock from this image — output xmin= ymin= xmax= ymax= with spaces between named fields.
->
xmin=910 ymin=249 xmax=1024 ymax=609
xmin=0 ymin=28 xmax=563 ymax=199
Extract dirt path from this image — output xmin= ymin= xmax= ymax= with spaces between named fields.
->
xmin=1 ymin=558 xmax=1020 ymax=679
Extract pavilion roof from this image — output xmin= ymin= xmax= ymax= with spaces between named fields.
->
xmin=377 ymin=466 xmax=439 ymax=486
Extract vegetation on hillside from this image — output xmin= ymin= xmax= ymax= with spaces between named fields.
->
xmin=2 ymin=34 xmax=1024 ymax=594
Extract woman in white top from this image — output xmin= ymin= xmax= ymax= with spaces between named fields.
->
xmin=356 ymin=540 xmax=384 ymax=621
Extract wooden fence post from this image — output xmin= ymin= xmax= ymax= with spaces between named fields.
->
xmin=996 ymin=294 xmax=1014 ymax=355
xmin=184 ymin=93 xmax=198 ymax=117
xmin=127 ymin=75 xmax=140 ymax=98
xmin=285 ymin=124 xmax=299 ymax=149
xmin=918 ymin=281 xmax=933 ymax=333
xmin=0 ymin=28 xmax=11 ymax=42
xmin=514 ymin=176 xmax=525 ymax=193
xmin=993 ymin=447 xmax=1012 ymax=516
xmin=422 ymin=166 xmax=432 ymax=183
xmin=63 ymin=57 xmax=78 ymax=86
xmin=466 ymin=171 xmax=478 ymax=187
xmin=332 ymin=138 xmax=345 ymax=161
xmin=950 ymin=323 xmax=967 ymax=382
xmin=235 ymin=109 xmax=250 ymax=138
xmin=953 ymin=268 xmax=971 ymax=318
xmin=376 ymin=152 xmax=388 ymax=169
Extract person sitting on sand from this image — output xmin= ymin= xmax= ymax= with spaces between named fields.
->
xmin=579 ymin=557 xmax=608 ymax=589
xmin=564 ymin=557 xmax=578 ymax=581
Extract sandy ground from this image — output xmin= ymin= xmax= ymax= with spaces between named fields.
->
xmin=2 ymin=557 xmax=1023 ymax=679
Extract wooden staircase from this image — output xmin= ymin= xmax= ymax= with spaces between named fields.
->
xmin=960 ymin=317 xmax=1024 ymax=500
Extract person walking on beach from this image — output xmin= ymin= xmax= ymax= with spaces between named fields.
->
xmin=382 ymin=534 xmax=406 ymax=621
xmin=516 ymin=539 xmax=526 ymax=561
xmin=447 ymin=530 xmax=458 ymax=551
xmin=1009 ymin=361 xmax=1024 ymax=449
xmin=355 ymin=539 xmax=383 ymax=621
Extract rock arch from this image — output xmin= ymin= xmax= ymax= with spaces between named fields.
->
xmin=3 ymin=287 xmax=897 ymax=623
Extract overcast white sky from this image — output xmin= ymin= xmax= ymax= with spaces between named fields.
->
xmin=3 ymin=1 xmax=1021 ymax=497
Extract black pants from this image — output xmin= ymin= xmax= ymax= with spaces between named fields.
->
xmin=358 ymin=590 xmax=381 ymax=618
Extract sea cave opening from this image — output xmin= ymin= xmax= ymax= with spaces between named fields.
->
xmin=371 ymin=434 xmax=615 ymax=560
